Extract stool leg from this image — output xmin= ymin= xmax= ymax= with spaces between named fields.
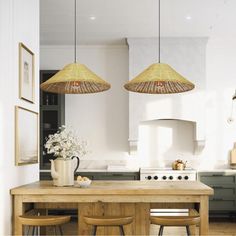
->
xmin=58 ymin=225 xmax=63 ymax=235
xmin=30 ymin=226 xmax=34 ymax=236
xmin=32 ymin=226 xmax=36 ymax=236
xmin=119 ymin=225 xmax=125 ymax=236
xmin=92 ymin=225 xmax=97 ymax=236
xmin=158 ymin=226 xmax=164 ymax=236
xmin=26 ymin=226 xmax=31 ymax=236
xmin=186 ymin=226 xmax=191 ymax=236
xmin=53 ymin=226 xmax=57 ymax=235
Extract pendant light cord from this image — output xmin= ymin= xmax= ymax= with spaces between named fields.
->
xmin=158 ymin=0 xmax=161 ymax=63
xmin=74 ymin=0 xmax=77 ymax=63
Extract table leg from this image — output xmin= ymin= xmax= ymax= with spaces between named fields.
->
xmin=78 ymin=203 xmax=94 ymax=235
xmin=134 ymin=203 xmax=150 ymax=235
xmin=78 ymin=202 xmax=150 ymax=235
xmin=189 ymin=208 xmax=197 ymax=235
xmin=13 ymin=195 xmax=24 ymax=235
xmin=199 ymin=196 xmax=209 ymax=235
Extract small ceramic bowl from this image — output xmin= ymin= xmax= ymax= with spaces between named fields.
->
xmin=77 ymin=179 xmax=92 ymax=188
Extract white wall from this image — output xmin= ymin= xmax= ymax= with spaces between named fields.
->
xmin=138 ymin=120 xmax=195 ymax=167
xmin=0 ymin=0 xmax=39 ymax=234
xmin=201 ymin=37 xmax=236 ymax=169
xmin=40 ymin=45 xmax=130 ymax=168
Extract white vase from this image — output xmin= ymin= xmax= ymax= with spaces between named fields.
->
xmin=50 ymin=157 xmax=80 ymax=186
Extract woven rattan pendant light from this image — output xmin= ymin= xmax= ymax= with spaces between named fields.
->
xmin=124 ymin=0 xmax=194 ymax=94
xmin=40 ymin=0 xmax=111 ymax=94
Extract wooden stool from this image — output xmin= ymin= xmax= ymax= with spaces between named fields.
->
xmin=150 ymin=215 xmax=200 ymax=236
xmin=83 ymin=215 xmax=133 ymax=236
xmin=19 ymin=215 xmax=71 ymax=235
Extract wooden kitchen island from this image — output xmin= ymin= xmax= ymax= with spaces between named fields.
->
xmin=11 ymin=180 xmax=213 ymax=235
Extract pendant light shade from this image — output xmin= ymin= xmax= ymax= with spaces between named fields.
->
xmin=40 ymin=0 xmax=110 ymax=94
xmin=40 ymin=63 xmax=111 ymax=94
xmin=124 ymin=0 xmax=194 ymax=94
xmin=124 ymin=63 xmax=194 ymax=94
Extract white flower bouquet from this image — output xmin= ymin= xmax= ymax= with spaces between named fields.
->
xmin=45 ymin=126 xmax=88 ymax=159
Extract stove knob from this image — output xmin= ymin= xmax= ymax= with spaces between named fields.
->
xmin=154 ymin=176 xmax=158 ymax=180
xmin=178 ymin=176 xmax=182 ymax=180
xmin=147 ymin=176 xmax=152 ymax=180
xmin=169 ymin=176 xmax=173 ymax=180
xmin=162 ymin=176 xmax=167 ymax=180
xmin=184 ymin=176 xmax=189 ymax=180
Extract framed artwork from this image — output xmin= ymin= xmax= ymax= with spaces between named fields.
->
xmin=15 ymin=106 xmax=39 ymax=165
xmin=19 ymin=42 xmax=35 ymax=103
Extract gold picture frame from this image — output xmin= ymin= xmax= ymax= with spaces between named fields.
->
xmin=19 ymin=42 xmax=35 ymax=103
xmin=15 ymin=106 xmax=39 ymax=165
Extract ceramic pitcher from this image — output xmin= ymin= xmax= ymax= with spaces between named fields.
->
xmin=50 ymin=156 xmax=80 ymax=186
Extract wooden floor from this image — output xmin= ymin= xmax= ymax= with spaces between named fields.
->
xmin=45 ymin=218 xmax=236 ymax=235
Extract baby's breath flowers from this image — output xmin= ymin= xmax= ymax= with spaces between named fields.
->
xmin=45 ymin=126 xmax=88 ymax=159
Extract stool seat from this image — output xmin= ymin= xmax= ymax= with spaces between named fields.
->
xmin=83 ymin=215 xmax=133 ymax=226
xmin=150 ymin=211 xmax=200 ymax=236
xmin=150 ymin=215 xmax=200 ymax=226
xmin=84 ymin=216 xmax=133 ymax=235
xmin=19 ymin=215 xmax=71 ymax=226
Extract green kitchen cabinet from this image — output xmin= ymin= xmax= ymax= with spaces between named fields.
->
xmin=198 ymin=171 xmax=236 ymax=217
xmin=77 ymin=172 xmax=140 ymax=180
xmin=40 ymin=70 xmax=65 ymax=170
xmin=40 ymin=171 xmax=140 ymax=181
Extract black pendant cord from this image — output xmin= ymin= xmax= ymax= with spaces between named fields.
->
xmin=158 ymin=0 xmax=161 ymax=63
xmin=74 ymin=0 xmax=77 ymax=63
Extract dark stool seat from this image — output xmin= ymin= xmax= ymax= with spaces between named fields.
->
xmin=83 ymin=215 xmax=133 ymax=236
xmin=150 ymin=215 xmax=200 ymax=236
xmin=19 ymin=215 xmax=71 ymax=235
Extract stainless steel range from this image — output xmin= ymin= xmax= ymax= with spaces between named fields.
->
xmin=140 ymin=167 xmax=197 ymax=181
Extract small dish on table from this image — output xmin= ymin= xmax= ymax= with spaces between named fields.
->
xmin=76 ymin=176 xmax=92 ymax=188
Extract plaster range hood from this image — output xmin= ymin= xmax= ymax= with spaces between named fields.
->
xmin=129 ymin=118 xmax=205 ymax=155
xmin=127 ymin=37 xmax=208 ymax=156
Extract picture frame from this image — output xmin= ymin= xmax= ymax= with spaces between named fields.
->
xmin=19 ymin=42 xmax=35 ymax=103
xmin=15 ymin=106 xmax=39 ymax=165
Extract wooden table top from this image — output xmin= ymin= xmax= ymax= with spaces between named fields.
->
xmin=11 ymin=180 xmax=213 ymax=195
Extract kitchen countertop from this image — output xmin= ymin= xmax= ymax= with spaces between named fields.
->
xmin=11 ymin=180 xmax=213 ymax=195
xmin=40 ymin=168 xmax=140 ymax=173
xmin=78 ymin=168 xmax=139 ymax=172
xmin=198 ymin=169 xmax=236 ymax=172
xmin=41 ymin=168 xmax=236 ymax=173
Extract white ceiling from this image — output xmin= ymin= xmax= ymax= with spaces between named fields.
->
xmin=40 ymin=0 xmax=236 ymax=45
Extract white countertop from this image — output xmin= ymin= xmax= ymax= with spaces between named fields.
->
xmin=40 ymin=168 xmax=236 ymax=173
xmin=41 ymin=168 xmax=140 ymax=173
xmin=198 ymin=169 xmax=236 ymax=172
xmin=78 ymin=168 xmax=139 ymax=172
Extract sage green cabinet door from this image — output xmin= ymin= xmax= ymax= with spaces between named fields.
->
xmin=210 ymin=199 xmax=236 ymax=210
xmin=75 ymin=172 xmax=140 ymax=181
xmin=95 ymin=173 xmax=138 ymax=180
xmin=198 ymin=171 xmax=236 ymax=214
xmin=210 ymin=186 xmax=236 ymax=199
xmin=201 ymin=175 xmax=236 ymax=185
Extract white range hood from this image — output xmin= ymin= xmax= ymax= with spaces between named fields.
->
xmin=127 ymin=37 xmax=208 ymax=154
